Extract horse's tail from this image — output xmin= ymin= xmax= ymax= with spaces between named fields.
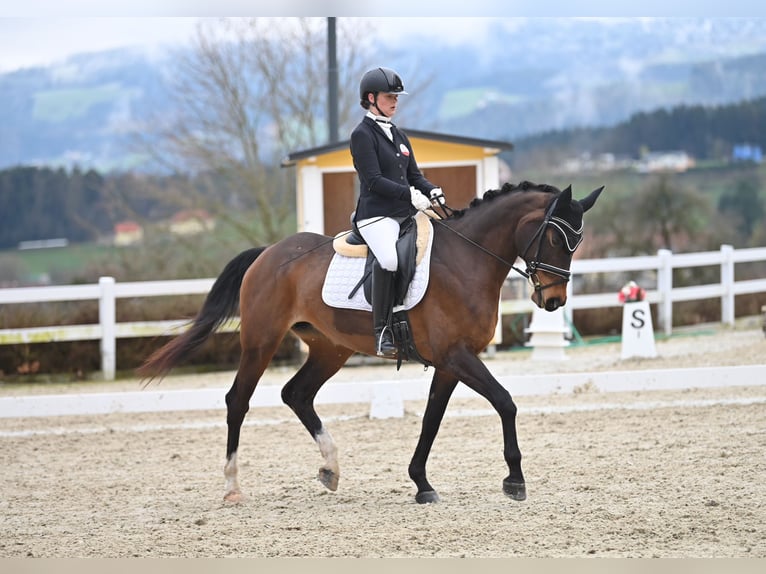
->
xmin=137 ymin=246 xmax=268 ymax=382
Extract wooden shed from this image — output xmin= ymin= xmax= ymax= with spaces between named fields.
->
xmin=282 ymin=129 xmax=513 ymax=237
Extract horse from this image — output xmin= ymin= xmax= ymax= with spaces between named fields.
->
xmin=138 ymin=180 xmax=603 ymax=504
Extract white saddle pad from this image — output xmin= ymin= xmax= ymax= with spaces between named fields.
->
xmin=321 ymin=224 xmax=434 ymax=312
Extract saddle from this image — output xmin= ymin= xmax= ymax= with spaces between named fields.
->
xmin=333 ymin=210 xmax=432 ymax=263
xmin=333 ymin=211 xmax=432 ymax=306
xmin=331 ymin=211 xmax=435 ymax=369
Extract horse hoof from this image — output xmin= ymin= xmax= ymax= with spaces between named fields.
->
xmin=318 ymin=467 xmax=339 ymax=491
xmin=223 ymin=490 xmax=243 ymax=503
xmin=503 ymin=479 xmax=527 ymax=501
xmin=415 ymin=490 xmax=440 ymax=504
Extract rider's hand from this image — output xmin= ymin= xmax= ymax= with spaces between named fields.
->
xmin=429 ymin=187 xmax=446 ymax=206
xmin=410 ymin=187 xmax=432 ymax=211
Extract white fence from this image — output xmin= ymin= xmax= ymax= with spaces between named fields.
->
xmin=502 ymin=245 xmax=766 ymax=337
xmin=2 ymin=244 xmax=766 ymax=380
xmin=3 ymin=364 xmax=766 ymax=420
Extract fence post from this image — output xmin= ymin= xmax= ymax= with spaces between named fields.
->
xmin=99 ymin=276 xmax=116 ymax=381
xmin=564 ymin=279 xmax=574 ymax=337
xmin=720 ymin=244 xmax=735 ymax=326
xmin=657 ymin=249 xmax=673 ymax=336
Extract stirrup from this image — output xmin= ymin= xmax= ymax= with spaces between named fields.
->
xmin=376 ymin=326 xmax=397 ymax=357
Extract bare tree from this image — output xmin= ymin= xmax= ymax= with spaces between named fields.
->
xmin=584 ymin=173 xmax=719 ymax=257
xmin=137 ymin=17 xmax=374 ymax=245
xmin=634 ymin=173 xmax=715 ymax=252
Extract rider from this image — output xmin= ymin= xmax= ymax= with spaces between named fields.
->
xmin=350 ymin=66 xmax=446 ymax=357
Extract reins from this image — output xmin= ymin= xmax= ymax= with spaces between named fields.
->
xmin=429 ymin=197 xmax=574 ymax=294
xmin=428 ymin=215 xmax=529 ymax=278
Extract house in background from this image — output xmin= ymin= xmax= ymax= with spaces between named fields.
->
xmin=113 ymin=221 xmax=143 ymax=246
xmin=635 ymin=151 xmax=696 ymax=173
xmin=282 ymin=129 xmax=513 ymax=237
xmin=732 ymin=144 xmax=763 ymax=164
xmin=169 ymin=209 xmax=216 ymax=236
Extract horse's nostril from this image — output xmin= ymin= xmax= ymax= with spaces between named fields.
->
xmin=545 ymin=298 xmax=560 ymax=312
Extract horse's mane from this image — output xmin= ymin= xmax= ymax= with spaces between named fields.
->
xmin=450 ymin=180 xmax=561 ymax=219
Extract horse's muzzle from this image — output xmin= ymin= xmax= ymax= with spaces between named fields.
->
xmin=544 ymin=297 xmax=563 ymax=312
xmin=531 ymin=290 xmax=566 ymax=311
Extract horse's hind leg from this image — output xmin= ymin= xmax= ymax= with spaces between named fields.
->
xmin=282 ymin=324 xmax=354 ymax=492
xmin=223 ymin=341 xmax=283 ymax=503
xmin=408 ymin=369 xmax=459 ymax=504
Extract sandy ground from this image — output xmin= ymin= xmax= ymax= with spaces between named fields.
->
xmin=0 ymin=321 xmax=765 ymax=558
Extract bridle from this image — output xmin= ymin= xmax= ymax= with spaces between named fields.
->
xmin=516 ymin=195 xmax=583 ymax=295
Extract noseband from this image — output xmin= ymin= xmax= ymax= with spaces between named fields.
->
xmin=516 ymin=197 xmax=583 ymax=295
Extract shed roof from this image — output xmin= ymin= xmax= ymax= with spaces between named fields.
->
xmin=281 ymin=129 xmax=513 ymax=167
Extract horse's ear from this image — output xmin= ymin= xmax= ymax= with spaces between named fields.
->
xmin=579 ymin=186 xmax=605 ymax=213
xmin=559 ymin=185 xmax=572 ymax=205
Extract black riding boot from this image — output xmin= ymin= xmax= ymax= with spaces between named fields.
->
xmin=372 ymin=262 xmax=397 ymax=357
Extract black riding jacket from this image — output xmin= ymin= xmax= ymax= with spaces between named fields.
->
xmin=350 ymin=115 xmax=436 ymax=222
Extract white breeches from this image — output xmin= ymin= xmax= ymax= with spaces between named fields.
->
xmin=357 ymin=216 xmax=400 ymax=271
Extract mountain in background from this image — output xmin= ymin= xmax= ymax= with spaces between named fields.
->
xmin=403 ymin=18 xmax=766 ymax=140
xmin=2 ymin=18 xmax=766 ymax=171
xmin=0 ymin=47 xmax=168 ymax=170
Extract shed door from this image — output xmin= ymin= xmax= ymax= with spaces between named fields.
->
xmin=420 ymin=165 xmax=477 ymax=209
xmin=322 ymin=172 xmax=357 ymax=237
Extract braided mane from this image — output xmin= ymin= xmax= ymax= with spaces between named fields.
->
xmin=450 ymin=180 xmax=561 ymax=219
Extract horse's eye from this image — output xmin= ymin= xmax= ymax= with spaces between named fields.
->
xmin=549 ymin=232 xmax=562 ymax=248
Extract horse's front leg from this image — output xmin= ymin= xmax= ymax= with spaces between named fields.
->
xmin=408 ymin=369 xmax=459 ymax=504
xmin=443 ymin=347 xmax=526 ymax=501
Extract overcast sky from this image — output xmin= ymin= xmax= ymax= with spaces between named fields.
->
xmin=0 ymin=17 xmax=534 ymax=72
xmin=0 ymin=2 xmax=763 ymax=73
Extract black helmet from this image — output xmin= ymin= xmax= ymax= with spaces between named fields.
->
xmin=359 ymin=67 xmax=408 ymax=101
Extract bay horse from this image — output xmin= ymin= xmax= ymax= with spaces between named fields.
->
xmin=138 ymin=180 xmax=603 ymax=504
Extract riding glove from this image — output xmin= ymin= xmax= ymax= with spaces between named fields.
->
xmin=429 ymin=187 xmax=446 ymax=206
xmin=410 ymin=187 xmax=432 ymax=211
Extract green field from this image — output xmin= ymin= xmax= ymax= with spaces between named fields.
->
xmin=33 ymin=83 xmax=139 ymax=123
xmin=0 ymin=215 xmax=278 ymax=286
xmin=0 ymin=243 xmax=117 ymax=284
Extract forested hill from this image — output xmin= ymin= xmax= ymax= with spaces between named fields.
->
xmin=2 ymin=96 xmax=765 ymax=251
xmin=0 ymin=167 xmax=185 ymax=250
xmin=509 ymin=96 xmax=766 ymax=169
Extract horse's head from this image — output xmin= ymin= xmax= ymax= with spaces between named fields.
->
xmin=517 ymin=184 xmax=603 ymax=311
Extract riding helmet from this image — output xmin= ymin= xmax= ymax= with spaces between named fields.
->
xmin=359 ymin=67 xmax=408 ymax=103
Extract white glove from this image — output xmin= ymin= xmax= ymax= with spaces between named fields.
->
xmin=410 ymin=186 xmax=431 ymax=211
xmin=429 ymin=187 xmax=446 ymax=205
